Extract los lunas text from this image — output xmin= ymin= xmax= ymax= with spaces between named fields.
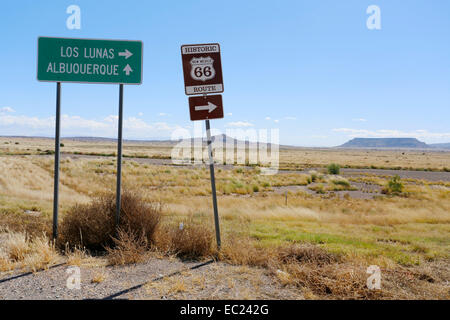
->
xmin=60 ymin=46 xmax=116 ymax=59
xmin=45 ymin=46 xmax=125 ymax=76
xmin=180 ymin=304 xmax=269 ymax=317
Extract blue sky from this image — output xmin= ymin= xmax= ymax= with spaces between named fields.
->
xmin=0 ymin=0 xmax=449 ymax=146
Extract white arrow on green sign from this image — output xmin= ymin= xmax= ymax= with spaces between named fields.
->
xmin=37 ymin=37 xmax=143 ymax=84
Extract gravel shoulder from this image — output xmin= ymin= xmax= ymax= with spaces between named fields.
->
xmin=0 ymin=257 xmax=302 ymax=300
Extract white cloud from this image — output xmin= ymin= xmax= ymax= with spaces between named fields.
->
xmin=153 ymin=122 xmax=173 ymax=130
xmin=103 ymin=115 xmax=118 ymax=122
xmin=158 ymin=112 xmax=170 ymax=117
xmin=332 ymin=128 xmax=450 ymax=141
xmin=138 ymin=112 xmax=144 ymax=117
xmin=225 ymin=121 xmax=254 ymax=128
xmin=226 ymin=112 xmax=232 ymax=116
xmin=0 ymin=107 xmax=15 ymax=113
xmin=0 ymin=114 xmax=54 ymax=129
xmin=352 ymin=118 xmax=367 ymax=122
xmin=274 ymin=119 xmax=279 ymax=123
xmin=0 ymin=113 xmax=182 ymax=139
xmin=265 ymin=117 xmax=271 ymax=120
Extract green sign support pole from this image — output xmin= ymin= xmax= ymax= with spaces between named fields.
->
xmin=116 ymin=84 xmax=124 ymax=228
xmin=52 ymin=82 xmax=61 ymax=240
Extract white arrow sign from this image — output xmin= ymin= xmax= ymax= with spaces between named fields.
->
xmin=195 ymin=102 xmax=218 ymax=113
xmin=123 ymin=64 xmax=133 ymax=76
xmin=119 ymin=49 xmax=133 ymax=59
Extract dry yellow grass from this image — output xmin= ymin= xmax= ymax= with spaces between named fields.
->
xmin=0 ymin=141 xmax=449 ymax=299
xmin=0 ymin=228 xmax=60 ymax=272
xmin=106 ymin=228 xmax=148 ymax=265
xmin=0 ymin=137 xmax=173 ymax=161
xmin=91 ymin=269 xmax=108 ymax=283
xmin=66 ymin=246 xmax=88 ymax=266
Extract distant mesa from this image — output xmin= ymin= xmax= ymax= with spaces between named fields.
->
xmin=338 ymin=138 xmax=430 ymax=149
xmin=429 ymin=142 xmax=450 ymax=149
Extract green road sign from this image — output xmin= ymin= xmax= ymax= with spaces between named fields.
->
xmin=37 ymin=37 xmax=143 ymax=84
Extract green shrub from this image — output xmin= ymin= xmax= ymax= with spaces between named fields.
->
xmin=232 ymin=180 xmax=244 ymax=189
xmin=331 ymin=179 xmax=350 ymax=187
xmin=329 ymin=178 xmax=355 ymax=191
xmin=382 ymin=175 xmax=404 ymax=195
xmin=309 ymin=184 xmax=326 ymax=194
xmin=327 ymin=163 xmax=340 ymax=175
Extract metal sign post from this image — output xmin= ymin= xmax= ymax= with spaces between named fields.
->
xmin=181 ymin=43 xmax=225 ymax=250
xmin=38 ymin=37 xmax=143 ymax=240
xmin=115 ymin=84 xmax=124 ymax=227
xmin=205 ymin=119 xmax=221 ymax=249
xmin=52 ymin=82 xmax=61 ymax=240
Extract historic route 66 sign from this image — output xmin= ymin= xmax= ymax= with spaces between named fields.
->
xmin=181 ymin=43 xmax=224 ymax=95
xmin=190 ymin=56 xmax=216 ymax=82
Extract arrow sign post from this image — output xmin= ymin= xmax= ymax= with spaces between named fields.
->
xmin=205 ymin=118 xmax=221 ymax=249
xmin=182 ymin=43 xmax=225 ymax=250
xmin=188 ymin=95 xmax=223 ymax=121
xmin=195 ymin=102 xmax=218 ymax=113
xmin=37 ymin=37 xmax=143 ymax=240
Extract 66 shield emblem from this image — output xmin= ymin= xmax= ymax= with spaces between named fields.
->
xmin=190 ymin=56 xmax=216 ymax=82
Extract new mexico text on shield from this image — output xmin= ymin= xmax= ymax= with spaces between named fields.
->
xmin=37 ymin=37 xmax=143 ymax=84
xmin=181 ymin=43 xmax=224 ymax=95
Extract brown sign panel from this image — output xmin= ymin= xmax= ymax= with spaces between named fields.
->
xmin=189 ymin=95 xmax=223 ymax=121
xmin=181 ymin=43 xmax=224 ymax=95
